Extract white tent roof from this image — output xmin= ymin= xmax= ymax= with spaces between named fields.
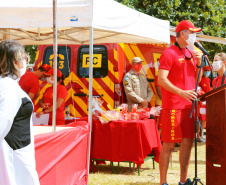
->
xmin=0 ymin=0 xmax=170 ymax=45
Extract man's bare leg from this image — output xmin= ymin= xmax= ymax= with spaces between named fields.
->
xmin=200 ymin=120 xmax=205 ymax=138
xmin=179 ymin=138 xmax=193 ymax=183
xmin=159 ymin=142 xmax=175 ymax=184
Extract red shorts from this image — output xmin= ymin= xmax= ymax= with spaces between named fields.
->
xmin=155 ymin=110 xmax=162 ymax=129
xmin=199 ymin=114 xmax=206 ymax=121
xmin=161 ymin=109 xmax=195 ymax=143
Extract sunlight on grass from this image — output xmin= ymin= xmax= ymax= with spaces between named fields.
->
xmin=89 ymin=142 xmax=206 ymax=185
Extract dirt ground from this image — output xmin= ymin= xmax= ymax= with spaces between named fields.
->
xmin=89 ymin=142 xmax=206 ymax=185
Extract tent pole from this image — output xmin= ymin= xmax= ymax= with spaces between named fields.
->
xmin=87 ymin=26 xmax=93 ymax=185
xmin=52 ymin=0 xmax=57 ymax=132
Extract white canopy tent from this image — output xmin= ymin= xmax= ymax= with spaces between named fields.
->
xmin=0 ymin=0 xmax=170 ymax=45
xmin=0 ymin=0 xmax=170 ymax=183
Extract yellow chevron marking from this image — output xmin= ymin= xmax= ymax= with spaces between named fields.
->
xmin=35 ymin=50 xmax=39 ymax=62
xmin=102 ymin=76 xmax=114 ymax=92
xmin=119 ymin=43 xmax=124 ymax=50
xmin=73 ymin=96 xmax=88 ymax=115
xmin=92 ymin=79 xmax=113 ymax=108
xmin=114 ymin=49 xmax=118 ymax=61
xmin=37 ymin=60 xmax=43 ymax=68
xmin=123 ymin=44 xmax=136 ymax=64
xmin=70 ymin=103 xmax=83 ymax=117
xmin=65 ymin=71 xmax=88 ymax=94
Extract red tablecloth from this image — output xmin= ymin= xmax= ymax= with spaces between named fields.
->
xmin=35 ymin=121 xmax=89 ymax=185
xmin=92 ymin=119 xmax=162 ymax=166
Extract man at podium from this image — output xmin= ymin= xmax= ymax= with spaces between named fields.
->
xmin=158 ymin=20 xmax=203 ymax=185
xmin=212 ymin=52 xmax=226 ymax=88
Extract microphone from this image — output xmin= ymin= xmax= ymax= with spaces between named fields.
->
xmin=194 ymin=42 xmax=210 ymax=56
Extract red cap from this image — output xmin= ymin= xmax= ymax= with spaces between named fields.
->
xmin=203 ymin=66 xmax=211 ymax=71
xmin=176 ymin=20 xmax=201 ymax=33
xmin=39 ymin=64 xmax=52 ymax=72
xmin=44 ymin=69 xmax=62 ymax=78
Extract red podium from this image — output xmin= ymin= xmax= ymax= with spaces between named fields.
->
xmin=199 ymin=84 xmax=226 ymax=185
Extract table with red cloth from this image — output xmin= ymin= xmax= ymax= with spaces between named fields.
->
xmin=34 ymin=121 xmax=89 ymax=185
xmin=92 ymin=119 xmax=162 ymax=166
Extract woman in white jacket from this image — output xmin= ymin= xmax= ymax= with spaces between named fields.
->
xmin=0 ymin=40 xmax=40 ymax=185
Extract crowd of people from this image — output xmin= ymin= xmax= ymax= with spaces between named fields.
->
xmin=0 ymin=19 xmax=225 ymax=185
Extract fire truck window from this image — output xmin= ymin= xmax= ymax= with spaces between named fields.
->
xmin=77 ymin=45 xmax=108 ymax=78
xmin=43 ymin=46 xmax=71 ymax=77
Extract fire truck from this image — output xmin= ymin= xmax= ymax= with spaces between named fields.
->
xmin=34 ymin=39 xmax=175 ymax=117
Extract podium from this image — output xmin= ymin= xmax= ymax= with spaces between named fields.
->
xmin=199 ymin=84 xmax=226 ymax=185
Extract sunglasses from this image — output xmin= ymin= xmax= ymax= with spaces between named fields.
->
xmin=175 ymin=41 xmax=193 ymax=60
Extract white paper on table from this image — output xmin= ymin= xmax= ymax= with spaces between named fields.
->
xmin=200 ymin=108 xmax=206 ymax=115
xmin=32 ymin=112 xmax=49 ymax=125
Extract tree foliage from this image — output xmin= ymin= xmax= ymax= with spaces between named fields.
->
xmin=25 ymin=45 xmax=38 ymax=64
xmin=115 ymin=0 xmax=226 ymax=61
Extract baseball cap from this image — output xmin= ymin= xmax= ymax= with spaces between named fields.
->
xmin=39 ymin=64 xmax=52 ymax=72
xmin=44 ymin=69 xmax=62 ymax=78
xmin=176 ymin=20 xmax=201 ymax=33
xmin=132 ymin=57 xmax=143 ymax=63
xmin=203 ymin=66 xmax=211 ymax=71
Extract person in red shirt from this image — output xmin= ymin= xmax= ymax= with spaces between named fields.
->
xmin=197 ymin=66 xmax=211 ymax=142
xmin=212 ymin=52 xmax=226 ymax=88
xmin=199 ymin=66 xmax=211 ymax=93
xmin=19 ymin=64 xmax=52 ymax=111
xmin=158 ymin=20 xmax=202 ymax=185
xmin=36 ymin=69 xmax=68 ymax=125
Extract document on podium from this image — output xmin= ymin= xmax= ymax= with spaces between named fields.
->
xmin=32 ymin=112 xmax=49 ymax=125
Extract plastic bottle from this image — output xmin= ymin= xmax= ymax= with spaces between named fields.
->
xmin=65 ymin=105 xmax=70 ymax=119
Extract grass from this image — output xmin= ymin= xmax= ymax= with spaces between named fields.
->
xmin=89 ymin=142 xmax=206 ymax=185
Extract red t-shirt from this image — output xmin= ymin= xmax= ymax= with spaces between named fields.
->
xmin=199 ymin=76 xmax=211 ymax=93
xmin=212 ymin=76 xmax=226 ymax=89
xmin=43 ymin=84 xmax=68 ymax=125
xmin=19 ymin=71 xmax=40 ymax=110
xmin=159 ymin=45 xmax=197 ymax=109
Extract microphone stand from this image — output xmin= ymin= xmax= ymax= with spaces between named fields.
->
xmin=190 ymin=54 xmax=206 ymax=185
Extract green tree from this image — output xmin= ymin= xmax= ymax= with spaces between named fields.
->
xmin=25 ymin=45 xmax=38 ymax=64
xmin=116 ymin=0 xmax=226 ymax=62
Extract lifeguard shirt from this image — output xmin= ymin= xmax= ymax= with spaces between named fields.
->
xmin=212 ymin=76 xmax=226 ymax=88
xmin=159 ymin=44 xmax=197 ymax=109
xmin=43 ymin=84 xmax=68 ymax=125
xmin=199 ymin=76 xmax=210 ymax=93
xmin=19 ymin=71 xmax=39 ymax=111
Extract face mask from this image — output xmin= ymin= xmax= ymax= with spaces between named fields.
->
xmin=134 ymin=64 xmax=142 ymax=71
xmin=212 ymin=61 xmax=222 ymax=71
xmin=19 ymin=59 xmax=27 ymax=77
xmin=203 ymin=71 xmax=210 ymax=77
xmin=46 ymin=77 xmax=54 ymax=84
xmin=185 ymin=33 xmax=196 ymax=46
xmin=40 ymin=77 xmax=47 ymax=81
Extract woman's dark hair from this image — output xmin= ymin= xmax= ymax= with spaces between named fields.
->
xmin=0 ymin=40 xmax=25 ymax=78
xmin=57 ymin=74 xmax=65 ymax=86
